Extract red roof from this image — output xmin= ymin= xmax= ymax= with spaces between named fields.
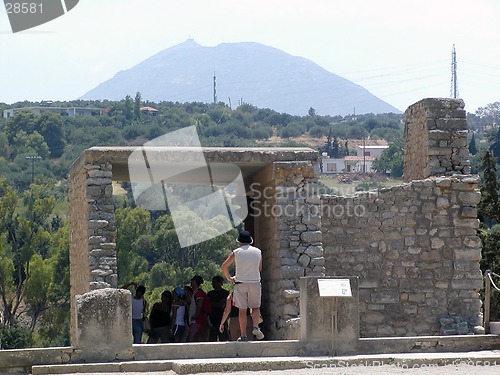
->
xmin=140 ymin=106 xmax=159 ymax=112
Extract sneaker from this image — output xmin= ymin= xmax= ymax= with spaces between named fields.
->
xmin=237 ymin=336 xmax=248 ymax=342
xmin=252 ymin=327 xmax=264 ymax=340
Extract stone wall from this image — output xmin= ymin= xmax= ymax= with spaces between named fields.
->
xmin=403 ymin=98 xmax=470 ymax=182
xmin=321 ymin=176 xmax=483 ymax=337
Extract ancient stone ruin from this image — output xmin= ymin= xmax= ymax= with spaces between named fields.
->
xmin=69 ymin=98 xmax=482 ymax=346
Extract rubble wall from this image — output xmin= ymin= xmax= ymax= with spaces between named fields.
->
xmin=321 ymin=176 xmax=482 ymax=337
xmin=322 ymin=98 xmax=482 ymax=337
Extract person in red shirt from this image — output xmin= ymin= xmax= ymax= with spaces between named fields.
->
xmin=187 ymin=275 xmax=209 ymax=342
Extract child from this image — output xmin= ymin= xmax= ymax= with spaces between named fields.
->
xmin=171 ymin=286 xmax=187 ymax=342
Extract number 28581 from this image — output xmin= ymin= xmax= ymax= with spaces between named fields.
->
xmin=5 ymin=2 xmax=43 ymax=14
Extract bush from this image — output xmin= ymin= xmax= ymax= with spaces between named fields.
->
xmin=309 ymin=126 xmax=326 ymax=138
xmin=355 ymin=181 xmax=384 ymax=191
xmin=0 ymin=322 xmax=31 ymax=349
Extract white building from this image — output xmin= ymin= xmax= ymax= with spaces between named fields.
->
xmin=344 ymin=155 xmax=376 ymax=173
xmin=357 ymin=145 xmax=388 ymax=158
xmin=3 ymin=106 xmax=102 ymax=119
xmin=321 ymin=158 xmax=346 ymax=174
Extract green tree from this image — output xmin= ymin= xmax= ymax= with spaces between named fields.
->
xmin=476 ymin=102 xmax=500 ymax=128
xmin=0 ymin=132 xmax=9 ymax=159
xmin=124 ymin=95 xmax=133 ymax=121
xmin=372 ymin=139 xmax=404 ymax=178
xmin=115 ymin=207 xmax=151 ymax=284
xmin=26 ymin=131 xmax=50 ymax=159
xmin=0 ymin=179 xmax=56 ymax=331
xmin=477 ymin=150 xmax=500 ymax=224
xmin=488 ymin=128 xmax=500 ymax=159
xmin=468 ymin=133 xmax=478 ymax=155
xmin=38 ymin=113 xmax=66 ymax=158
xmin=134 ymin=92 xmax=142 ymax=120
xmin=5 ymin=111 xmax=39 ymax=145
xmin=331 ymin=137 xmax=340 ymax=158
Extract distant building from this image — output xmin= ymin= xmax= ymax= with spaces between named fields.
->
xmin=321 ymin=145 xmax=387 ymax=174
xmin=321 ymin=157 xmax=345 ymax=174
xmin=3 ymin=106 xmax=102 ymax=119
xmin=140 ymin=106 xmax=159 ymax=116
xmin=357 ymin=145 xmax=388 ymax=158
xmin=344 ymin=155 xmax=376 ymax=173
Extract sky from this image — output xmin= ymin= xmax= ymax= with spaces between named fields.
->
xmin=1 ymin=0 xmax=499 ymax=114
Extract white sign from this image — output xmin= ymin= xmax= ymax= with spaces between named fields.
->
xmin=318 ymin=279 xmax=352 ymax=297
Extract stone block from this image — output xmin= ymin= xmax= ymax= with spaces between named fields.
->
xmin=300 ymin=276 xmax=359 ymax=355
xmin=284 ymin=303 xmax=300 ymax=316
xmin=297 ymin=253 xmax=311 ymax=267
xmin=454 ymin=248 xmax=481 ymax=261
xmin=458 ymin=191 xmax=481 ymax=205
xmin=304 ymin=245 xmax=323 ymax=258
xmin=76 ymin=288 xmax=132 ymax=362
xmin=300 ymin=231 xmax=322 ymax=243
xmin=451 ymin=279 xmax=483 ymax=290
xmin=86 ymin=177 xmax=112 ymax=186
xmin=281 ymin=265 xmax=305 ymax=279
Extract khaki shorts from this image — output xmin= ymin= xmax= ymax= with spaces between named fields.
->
xmin=234 ymin=282 xmax=261 ymax=309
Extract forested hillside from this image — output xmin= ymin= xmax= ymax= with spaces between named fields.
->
xmin=0 ymin=97 xmax=405 ymax=191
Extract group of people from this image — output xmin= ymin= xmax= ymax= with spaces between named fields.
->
xmin=123 ymin=230 xmax=264 ymax=344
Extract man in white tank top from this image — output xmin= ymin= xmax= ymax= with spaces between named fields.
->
xmin=221 ymin=231 xmax=264 ymax=341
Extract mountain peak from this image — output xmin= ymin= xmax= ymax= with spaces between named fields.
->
xmin=171 ymin=38 xmax=201 ymax=49
xmin=80 ymin=41 xmax=400 ymax=115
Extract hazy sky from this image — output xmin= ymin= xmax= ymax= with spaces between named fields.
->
xmin=1 ymin=0 xmax=499 ymax=113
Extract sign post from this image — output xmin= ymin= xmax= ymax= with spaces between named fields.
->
xmin=317 ymin=278 xmax=352 ymax=356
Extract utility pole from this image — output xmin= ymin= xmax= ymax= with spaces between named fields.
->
xmin=362 ymin=137 xmax=366 ymax=174
xmin=213 ymin=72 xmax=217 ymax=104
xmin=450 ymin=44 xmax=459 ymax=99
xmin=25 ymin=155 xmax=41 ymax=229
xmin=26 ymin=155 xmax=41 ymax=184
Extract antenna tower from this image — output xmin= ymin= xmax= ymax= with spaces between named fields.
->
xmin=450 ymin=44 xmax=459 ymax=99
xmin=213 ymin=72 xmax=217 ymax=104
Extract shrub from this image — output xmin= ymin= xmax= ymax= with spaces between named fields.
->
xmin=0 ymin=322 xmax=31 ymax=349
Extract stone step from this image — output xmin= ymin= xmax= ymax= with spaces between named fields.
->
xmin=32 ymin=360 xmax=173 ymax=375
xmin=133 ymin=340 xmax=303 ymax=361
xmin=31 ymin=351 xmax=500 ymax=375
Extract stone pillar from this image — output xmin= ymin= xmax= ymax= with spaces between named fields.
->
xmin=272 ymin=161 xmax=325 ymax=339
xmin=76 ymin=288 xmax=132 ymax=362
xmin=300 ymin=276 xmax=359 ymax=355
xmin=69 ymin=158 xmax=117 ymax=346
xmin=403 ymin=98 xmax=470 ymax=182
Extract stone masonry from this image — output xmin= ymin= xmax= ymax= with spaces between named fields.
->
xmin=69 ymin=147 xmax=322 ymax=343
xmin=403 ymin=98 xmax=470 ymax=182
xmin=263 ymin=160 xmax=325 ymax=339
xmin=69 ymin=156 xmax=118 ymax=345
xmin=322 ymin=98 xmax=482 ymax=337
